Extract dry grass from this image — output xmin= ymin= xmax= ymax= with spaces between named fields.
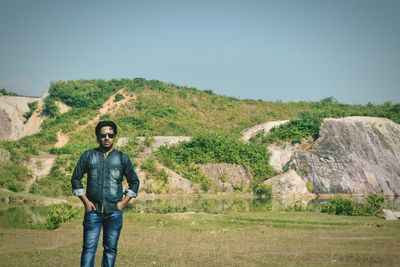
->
xmin=0 ymin=211 xmax=399 ymax=267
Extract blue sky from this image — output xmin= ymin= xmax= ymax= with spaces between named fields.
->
xmin=0 ymin=0 xmax=399 ymax=104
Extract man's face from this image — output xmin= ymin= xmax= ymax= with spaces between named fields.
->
xmin=98 ymin=126 xmax=115 ymax=149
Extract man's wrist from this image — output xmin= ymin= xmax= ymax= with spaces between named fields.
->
xmin=73 ymin=188 xmax=85 ymax=196
xmin=124 ymin=189 xmax=137 ymax=198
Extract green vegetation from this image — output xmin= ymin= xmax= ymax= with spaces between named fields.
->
xmin=320 ymin=195 xmax=386 ymax=216
xmin=140 ymin=158 xmax=170 ymax=193
xmin=24 ymin=101 xmax=38 ymax=120
xmin=157 ymin=133 xmax=274 ymax=191
xmin=252 ymin=184 xmax=272 ymax=199
xmin=1 ymin=79 xmax=399 ymax=196
xmin=114 ymin=93 xmax=124 ymax=102
xmin=252 ymin=112 xmax=323 ymax=144
xmin=0 ymin=141 xmax=34 ymax=192
xmin=44 ymin=203 xmax=82 ymax=229
xmin=251 ymin=97 xmax=400 ymax=145
xmin=0 ymin=88 xmax=21 ymax=96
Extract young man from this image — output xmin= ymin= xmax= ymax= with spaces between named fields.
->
xmin=71 ymin=120 xmax=140 ymax=267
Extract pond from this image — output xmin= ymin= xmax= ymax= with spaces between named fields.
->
xmin=1 ymin=196 xmax=399 ymax=229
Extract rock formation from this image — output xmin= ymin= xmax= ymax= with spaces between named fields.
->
xmin=0 ymin=95 xmax=42 ymax=140
xmin=263 ymin=170 xmax=315 ymax=199
xmin=291 ymin=117 xmax=400 ymax=196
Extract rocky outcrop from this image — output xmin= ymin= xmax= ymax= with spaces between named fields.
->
xmin=200 ymin=163 xmax=252 ymax=192
xmin=382 ymin=209 xmax=400 ymax=220
xmin=167 ymin=170 xmax=196 ymax=194
xmin=268 ymin=143 xmax=298 ymax=172
xmin=0 ymin=95 xmax=42 ymax=140
xmin=263 ymin=170 xmax=315 ymax=199
xmin=291 ymin=117 xmax=400 ymax=196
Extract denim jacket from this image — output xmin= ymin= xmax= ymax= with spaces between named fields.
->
xmin=71 ymin=148 xmax=140 ymax=213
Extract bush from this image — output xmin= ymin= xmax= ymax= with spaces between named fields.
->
xmin=24 ymin=101 xmax=38 ymax=120
xmin=45 ymin=203 xmax=82 ymax=229
xmin=0 ymin=88 xmax=21 ymax=96
xmin=144 ymin=201 xmax=188 ymax=214
xmin=141 ymin=158 xmax=157 ymax=172
xmin=0 ymin=161 xmax=30 ymax=192
xmin=157 ymin=133 xmax=274 ymax=183
xmin=260 ymin=112 xmax=323 ymax=144
xmin=320 ymin=195 xmax=385 ymax=216
xmin=114 ymin=93 xmax=125 ymax=102
xmin=285 ymin=201 xmax=310 ymax=212
xmin=306 ymin=181 xmax=314 ymax=193
xmin=252 ymin=184 xmax=272 ymax=199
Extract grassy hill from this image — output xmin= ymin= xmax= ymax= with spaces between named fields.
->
xmin=1 ymin=78 xmax=399 ymax=196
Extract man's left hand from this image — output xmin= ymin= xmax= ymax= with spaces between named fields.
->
xmin=116 ymin=201 xmax=126 ymax=211
xmin=117 ymin=196 xmax=132 ymax=211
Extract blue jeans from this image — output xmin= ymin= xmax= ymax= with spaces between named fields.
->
xmin=81 ymin=209 xmax=123 ymax=267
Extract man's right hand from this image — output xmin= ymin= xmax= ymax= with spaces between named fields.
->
xmin=84 ymin=201 xmax=96 ymax=212
xmin=79 ymin=195 xmax=96 ymax=212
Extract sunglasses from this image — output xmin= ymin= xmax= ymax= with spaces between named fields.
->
xmin=99 ymin=133 xmax=115 ymax=139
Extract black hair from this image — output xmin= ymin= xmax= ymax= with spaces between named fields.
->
xmin=95 ymin=120 xmax=118 ymax=137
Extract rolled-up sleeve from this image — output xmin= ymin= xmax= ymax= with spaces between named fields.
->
xmin=71 ymin=151 xmax=89 ymax=196
xmin=123 ymin=155 xmax=140 ymax=198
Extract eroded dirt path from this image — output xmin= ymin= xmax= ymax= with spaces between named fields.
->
xmin=81 ymin=88 xmax=135 ymax=130
xmin=240 ymin=120 xmax=288 ymax=142
xmin=54 ymin=89 xmax=135 ymax=148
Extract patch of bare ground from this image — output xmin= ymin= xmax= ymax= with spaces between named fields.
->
xmin=78 ymin=88 xmax=135 ymax=131
xmin=55 ymin=101 xmax=71 ymax=114
xmin=54 ymin=130 xmax=69 ymax=148
xmin=240 ymin=120 xmax=289 ymax=142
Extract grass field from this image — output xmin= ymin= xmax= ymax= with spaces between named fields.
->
xmin=1 ymin=209 xmax=399 ymax=267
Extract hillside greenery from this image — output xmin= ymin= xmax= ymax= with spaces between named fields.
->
xmin=0 ymin=79 xmax=399 ymax=195
xmin=0 ymin=88 xmax=22 ymax=96
xmin=250 ymin=97 xmax=400 ymax=145
xmin=157 ymin=133 xmax=274 ymax=191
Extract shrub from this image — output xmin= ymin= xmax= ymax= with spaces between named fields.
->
xmin=24 ymin=101 xmax=38 ymax=120
xmin=144 ymin=135 xmax=154 ymax=147
xmin=252 ymin=184 xmax=272 ymax=199
xmin=306 ymin=181 xmax=314 ymax=193
xmin=114 ymin=93 xmax=124 ymax=102
xmin=45 ymin=203 xmax=82 ymax=229
xmin=260 ymin=112 xmax=323 ymax=144
xmin=285 ymin=201 xmax=310 ymax=212
xmin=157 ymin=133 xmax=274 ymax=183
xmin=320 ymin=195 xmax=385 ymax=216
xmin=145 ymin=202 xmax=188 ymax=214
xmin=0 ymin=161 xmax=30 ymax=192
xmin=0 ymin=88 xmax=21 ymax=96
xmin=141 ymin=158 xmax=157 ymax=172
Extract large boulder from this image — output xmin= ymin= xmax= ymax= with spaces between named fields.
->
xmin=168 ymin=170 xmax=196 ymax=194
xmin=263 ymin=170 xmax=316 ymax=199
xmin=291 ymin=117 xmax=400 ymax=196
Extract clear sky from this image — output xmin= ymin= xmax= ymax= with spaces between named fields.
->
xmin=0 ymin=0 xmax=399 ymax=104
